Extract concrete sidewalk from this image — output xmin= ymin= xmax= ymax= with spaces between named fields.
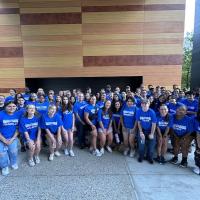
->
xmin=0 ymin=147 xmax=199 ymax=200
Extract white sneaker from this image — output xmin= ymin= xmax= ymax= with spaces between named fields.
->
xmin=2 ymin=167 xmax=9 ymax=176
xmin=123 ymin=148 xmax=129 ymax=156
xmin=34 ymin=156 xmax=40 ymax=164
xmin=69 ymin=150 xmax=75 ymax=157
xmin=49 ymin=153 xmax=54 ymax=161
xmin=129 ymin=150 xmax=135 ymax=158
xmin=64 ymin=149 xmax=69 ymax=156
xmin=11 ymin=163 xmax=18 ymax=170
xmin=193 ymin=167 xmax=200 ymax=175
xmin=106 ymin=146 xmax=112 ymax=153
xmin=54 ymin=151 xmax=61 ymax=157
xmin=100 ymin=148 xmax=105 ymax=155
xmin=28 ymin=159 xmax=35 ymax=167
xmin=92 ymin=149 xmax=102 ymax=157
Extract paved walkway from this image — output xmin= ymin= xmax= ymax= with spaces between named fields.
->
xmin=0 ymin=147 xmax=199 ymax=200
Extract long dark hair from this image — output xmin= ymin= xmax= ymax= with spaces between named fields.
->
xmin=112 ymin=100 xmax=122 ymax=114
xmin=62 ymin=97 xmax=73 ymax=112
xmin=159 ymin=104 xmax=170 ymax=122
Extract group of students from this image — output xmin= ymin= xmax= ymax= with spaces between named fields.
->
xmin=0 ymin=84 xmax=200 ymax=177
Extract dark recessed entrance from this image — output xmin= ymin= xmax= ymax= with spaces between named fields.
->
xmin=25 ymin=76 xmax=143 ymax=93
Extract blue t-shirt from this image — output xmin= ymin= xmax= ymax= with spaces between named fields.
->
xmin=177 ymin=97 xmax=186 ymax=104
xmin=26 ymin=101 xmax=37 ymax=106
xmin=121 ymin=105 xmax=137 ymax=129
xmin=98 ymin=109 xmax=113 ymax=129
xmin=172 ymin=114 xmax=192 ymax=136
xmin=166 ymin=102 xmax=182 ymax=115
xmin=17 ymin=106 xmax=26 ymax=118
xmin=23 ymin=94 xmax=30 ymax=102
xmin=41 ymin=113 xmax=63 ymax=135
xmin=194 ymin=118 xmax=200 ymax=133
xmin=156 ymin=114 xmax=172 ymax=133
xmin=0 ymin=111 xmax=20 ymax=139
xmin=35 ymin=101 xmax=49 ymax=116
xmin=84 ymin=104 xmax=99 ymax=125
xmin=62 ymin=110 xmax=73 ymax=130
xmin=19 ymin=116 xmax=41 ymax=142
xmin=73 ymin=101 xmax=88 ymax=121
xmin=136 ymin=108 xmax=157 ymax=133
xmin=182 ymin=99 xmax=198 ymax=116
xmin=97 ymin=101 xmax=105 ymax=109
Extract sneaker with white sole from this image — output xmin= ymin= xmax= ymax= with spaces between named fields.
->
xmin=93 ymin=149 xmax=102 ymax=157
xmin=28 ymin=159 xmax=35 ymax=167
xmin=100 ymin=148 xmax=105 ymax=155
xmin=129 ymin=150 xmax=135 ymax=158
xmin=11 ymin=163 xmax=18 ymax=170
xmin=54 ymin=151 xmax=61 ymax=157
xmin=2 ymin=167 xmax=9 ymax=176
xmin=34 ymin=156 xmax=40 ymax=164
xmin=49 ymin=153 xmax=54 ymax=161
xmin=69 ymin=150 xmax=75 ymax=157
xmin=123 ymin=148 xmax=129 ymax=156
xmin=64 ymin=149 xmax=69 ymax=156
xmin=106 ymin=146 xmax=112 ymax=153
xmin=193 ymin=167 xmax=200 ymax=175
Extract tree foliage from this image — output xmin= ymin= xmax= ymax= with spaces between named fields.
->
xmin=182 ymin=32 xmax=193 ymax=89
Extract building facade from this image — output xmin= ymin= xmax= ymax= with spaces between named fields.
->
xmin=0 ymin=0 xmax=186 ymax=92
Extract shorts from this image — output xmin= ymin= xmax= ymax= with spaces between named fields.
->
xmin=122 ymin=127 xmax=135 ymax=135
xmin=98 ymin=127 xmax=113 ymax=134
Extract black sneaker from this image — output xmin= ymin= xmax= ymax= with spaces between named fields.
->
xmin=154 ymin=156 xmax=161 ymax=163
xmin=179 ymin=159 xmax=188 ymax=168
xmin=169 ymin=156 xmax=178 ymax=164
xmin=161 ymin=156 xmax=166 ymax=164
xmin=148 ymin=158 xmax=154 ymax=164
xmin=138 ymin=157 xmax=143 ymax=163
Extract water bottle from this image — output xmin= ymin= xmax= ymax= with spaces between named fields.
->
xmin=115 ymin=133 xmax=120 ymax=144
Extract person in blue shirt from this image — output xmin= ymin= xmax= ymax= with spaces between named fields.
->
xmin=177 ymin=90 xmax=186 ymax=104
xmin=155 ymin=105 xmax=172 ymax=164
xmin=182 ymin=91 xmax=198 ymax=117
xmin=136 ymin=99 xmax=157 ymax=164
xmin=98 ymin=100 xmax=113 ymax=155
xmin=193 ymin=109 xmax=200 ymax=175
xmin=16 ymin=96 xmax=26 ymax=152
xmin=26 ymin=93 xmax=37 ymax=106
xmin=74 ymin=93 xmax=88 ymax=149
xmin=5 ymin=89 xmax=16 ymax=103
xmin=41 ymin=105 xmax=63 ymax=161
xmin=22 ymin=87 xmax=31 ymax=102
xmin=112 ymin=101 xmax=122 ymax=145
xmin=97 ymin=93 xmax=106 ymax=109
xmin=62 ymin=96 xmax=75 ymax=157
xmin=84 ymin=95 xmax=101 ymax=157
xmin=166 ymin=95 xmax=182 ymax=115
xmin=120 ymin=97 xmax=138 ymax=158
xmin=35 ymin=95 xmax=49 ymax=116
xmin=17 ymin=97 xmax=26 ymax=117
xmin=170 ymin=105 xmax=192 ymax=167
xmin=0 ymin=101 xmax=19 ymax=176
xmin=19 ymin=104 xmax=41 ymax=167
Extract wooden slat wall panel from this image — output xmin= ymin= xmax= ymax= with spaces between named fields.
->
xmin=0 ymin=1 xmax=25 ymax=92
xmin=0 ymin=0 xmax=186 ymax=91
xmin=20 ymin=0 xmax=83 ymax=70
